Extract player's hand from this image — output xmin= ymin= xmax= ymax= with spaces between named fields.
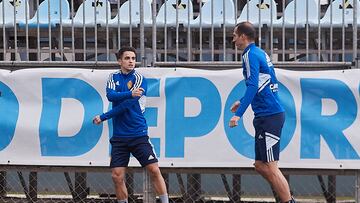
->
xmin=229 ymin=116 xmax=240 ymax=128
xmin=93 ymin=115 xmax=102 ymax=125
xmin=230 ymin=101 xmax=240 ymax=113
xmin=131 ymin=88 xmax=145 ymax=97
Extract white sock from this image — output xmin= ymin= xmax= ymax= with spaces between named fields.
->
xmin=159 ymin=194 xmax=169 ymax=203
xmin=117 ymin=199 xmax=128 ymax=203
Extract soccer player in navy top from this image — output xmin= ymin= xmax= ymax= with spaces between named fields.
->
xmin=229 ymin=22 xmax=296 ymax=203
xmin=93 ymin=47 xmax=168 ymax=203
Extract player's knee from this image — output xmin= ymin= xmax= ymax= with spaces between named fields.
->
xmin=111 ymin=171 xmax=125 ymax=184
xmin=254 ymin=162 xmax=268 ymax=177
xmin=147 ymin=165 xmax=161 ymax=178
xmin=254 ymin=162 xmax=263 ymax=172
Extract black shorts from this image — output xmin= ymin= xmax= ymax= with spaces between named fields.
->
xmin=254 ymin=112 xmax=285 ymax=162
xmin=110 ymin=136 xmax=158 ymax=168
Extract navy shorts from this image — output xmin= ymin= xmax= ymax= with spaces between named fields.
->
xmin=109 ymin=136 xmax=158 ymax=168
xmin=253 ymin=112 xmax=285 ymax=162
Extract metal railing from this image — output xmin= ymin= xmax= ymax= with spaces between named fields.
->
xmin=0 ymin=0 xmax=358 ymax=64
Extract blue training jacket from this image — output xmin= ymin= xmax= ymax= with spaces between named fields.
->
xmin=100 ymin=69 xmax=148 ymax=138
xmin=235 ymin=43 xmax=284 ymax=118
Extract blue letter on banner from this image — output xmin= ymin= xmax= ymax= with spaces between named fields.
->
xmin=40 ymin=78 xmax=103 ymax=156
xmin=165 ymin=77 xmax=221 ymax=157
xmin=224 ymin=81 xmax=296 ymax=159
xmin=144 ymin=78 xmax=160 ymax=156
xmin=301 ymin=79 xmax=359 ymax=159
xmin=0 ymin=82 xmax=19 ymax=151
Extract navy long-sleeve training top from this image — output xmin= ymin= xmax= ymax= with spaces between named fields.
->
xmin=100 ymin=69 xmax=148 ymax=138
xmin=235 ymin=43 xmax=284 ymax=118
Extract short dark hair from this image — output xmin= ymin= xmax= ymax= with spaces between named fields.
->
xmin=234 ymin=22 xmax=256 ymax=41
xmin=117 ymin=46 xmax=137 ymax=60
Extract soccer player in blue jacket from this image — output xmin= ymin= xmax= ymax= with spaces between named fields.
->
xmin=229 ymin=22 xmax=296 ymax=203
xmin=93 ymin=47 xmax=168 ymax=203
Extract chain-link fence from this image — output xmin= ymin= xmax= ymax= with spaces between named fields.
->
xmin=0 ymin=166 xmax=358 ymax=203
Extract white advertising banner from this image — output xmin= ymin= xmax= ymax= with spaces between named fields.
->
xmin=0 ymin=68 xmax=359 ymax=169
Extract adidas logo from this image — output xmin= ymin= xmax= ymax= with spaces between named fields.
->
xmin=148 ymin=155 xmax=154 ymax=160
xmin=258 ymin=135 xmax=263 ymax=139
xmin=116 ymin=81 xmax=120 ymax=85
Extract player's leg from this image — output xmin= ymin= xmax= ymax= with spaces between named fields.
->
xmin=253 ymin=113 xmax=295 ymax=203
xmin=146 ymin=162 xmax=168 ymax=202
xmin=131 ymin=136 xmax=169 ymax=203
xmin=254 ymin=161 xmax=292 ymax=202
xmin=110 ymin=138 xmax=131 ymax=202
xmin=111 ymin=167 xmax=128 ymax=202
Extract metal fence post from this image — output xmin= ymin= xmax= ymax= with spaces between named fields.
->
xmin=232 ymin=174 xmax=241 ymax=203
xmin=0 ymin=171 xmax=6 ymax=198
xmin=356 ymin=170 xmax=360 ymax=203
xmin=140 ymin=0 xmax=145 ymax=67
xmin=328 ymin=175 xmax=336 ymax=203
xmin=353 ymin=0 xmax=358 ymax=61
xmin=74 ymin=172 xmax=88 ymax=201
xmin=186 ymin=173 xmax=201 ymax=202
xmin=352 ymin=57 xmax=359 ymax=69
xmin=29 ymin=172 xmax=38 ymax=202
xmin=126 ymin=173 xmax=135 ymax=202
xmin=143 ymin=168 xmax=156 ymax=203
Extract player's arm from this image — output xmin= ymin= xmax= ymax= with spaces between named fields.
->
xmin=94 ymin=74 xmax=147 ymax=124
xmin=98 ymin=96 xmax=142 ymax=122
xmin=93 ymin=90 xmax=144 ymax=124
xmin=106 ymin=88 xmax=144 ymax=102
xmin=104 ymin=74 xmax=147 ymax=120
xmin=230 ymin=70 xmax=247 ymax=113
xmin=230 ymin=100 xmax=240 ymax=113
xmin=105 ymin=73 xmax=134 ymax=102
xmin=131 ymin=72 xmax=147 ymax=96
xmin=230 ymin=58 xmax=259 ymax=128
xmin=235 ymin=52 xmax=259 ymax=118
xmin=129 ymin=73 xmax=148 ymax=113
xmin=106 ymin=89 xmax=132 ymax=102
